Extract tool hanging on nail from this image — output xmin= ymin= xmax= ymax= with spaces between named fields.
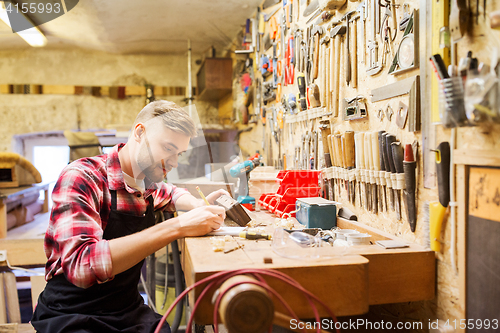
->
xmin=403 ymin=143 xmax=417 ymax=232
xmin=430 ymin=142 xmax=450 ymax=252
xmin=391 ymin=141 xmax=405 ymax=221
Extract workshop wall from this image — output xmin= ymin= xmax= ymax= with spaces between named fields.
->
xmin=0 ymin=48 xmax=218 ymax=152
xmin=229 ymin=0 xmax=500 ymax=330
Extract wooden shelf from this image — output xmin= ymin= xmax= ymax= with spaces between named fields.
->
xmin=196 ymin=58 xmax=232 ymax=101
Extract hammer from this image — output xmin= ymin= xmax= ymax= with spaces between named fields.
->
xmin=329 ymin=25 xmax=347 ymax=117
xmin=319 ymin=34 xmax=330 ymax=107
xmin=311 ymin=25 xmax=325 ymax=80
xmin=341 ymin=11 xmax=356 ymax=86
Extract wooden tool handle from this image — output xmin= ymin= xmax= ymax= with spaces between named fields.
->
xmin=328 ymin=134 xmax=335 ymax=165
xmin=334 ymin=36 xmax=342 ymax=117
xmin=313 ymin=35 xmax=320 ymax=79
xmin=329 ymin=134 xmax=337 ymax=166
xmin=329 ymin=42 xmax=335 ymax=114
xmin=321 ymin=43 xmax=327 ymax=106
xmin=324 ymin=46 xmax=330 ymax=109
xmin=4 ymin=272 xmax=21 ymax=324
xmin=364 ymin=133 xmax=372 ymax=170
xmin=344 ymin=131 xmax=355 ymax=168
xmin=335 ymin=134 xmax=344 ymax=168
xmin=321 ymin=127 xmax=332 ymax=155
xmin=352 ymin=19 xmax=358 ymax=89
xmin=371 ymin=131 xmax=380 ymax=171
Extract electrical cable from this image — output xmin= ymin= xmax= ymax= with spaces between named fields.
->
xmin=140 ymin=272 xmax=157 ymax=313
xmin=154 ymin=268 xmax=339 ymax=333
xmin=170 ymin=239 xmax=184 ymax=332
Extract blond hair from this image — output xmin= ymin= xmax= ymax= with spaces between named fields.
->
xmin=134 ymin=100 xmax=197 ymax=137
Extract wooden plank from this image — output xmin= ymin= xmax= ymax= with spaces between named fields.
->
xmin=41 ymin=85 xmax=74 ymax=95
xmin=125 ymin=86 xmax=145 ymax=96
xmin=0 ymin=274 xmax=7 ymax=324
xmin=18 ymin=324 xmax=36 ymax=333
xmin=0 ymin=239 xmax=45 ymax=266
xmin=457 ymin=165 xmax=467 ymax=330
xmin=468 ymin=167 xmax=500 ymax=222
xmin=0 ymin=202 xmax=6 ymax=239
xmin=0 ymin=323 xmax=18 ymax=332
xmin=0 ymin=85 xmax=9 ymax=94
xmin=454 ymin=149 xmax=500 ymax=166
xmin=30 ymin=275 xmax=46 ymax=310
xmin=3 ymin=272 xmax=20 ymax=324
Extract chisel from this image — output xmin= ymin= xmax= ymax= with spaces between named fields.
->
xmin=354 ymin=132 xmax=365 ymax=208
xmin=371 ymin=131 xmax=381 ymax=214
xmin=391 ymin=141 xmax=405 ymax=221
xmin=364 ymin=133 xmax=372 ymax=211
xmin=385 ymin=134 xmax=396 ymax=211
xmin=344 ymin=131 xmax=356 ymax=203
xmin=378 ymin=131 xmax=387 ymax=212
xmin=381 ymin=133 xmax=391 ymax=211
xmin=403 ymin=144 xmax=417 ymax=232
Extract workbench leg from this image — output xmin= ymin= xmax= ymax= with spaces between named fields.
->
xmin=0 ymin=202 xmax=6 ymax=239
xmin=42 ymin=189 xmax=49 ymax=213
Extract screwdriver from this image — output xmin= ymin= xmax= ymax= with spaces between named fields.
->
xmin=239 ymin=231 xmax=272 ymax=240
xmin=403 ymin=144 xmax=417 ymax=232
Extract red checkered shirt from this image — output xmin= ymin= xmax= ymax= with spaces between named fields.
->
xmin=44 ymin=143 xmax=189 ymax=288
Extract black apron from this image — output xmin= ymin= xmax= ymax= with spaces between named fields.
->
xmin=31 ymin=190 xmax=171 ymax=333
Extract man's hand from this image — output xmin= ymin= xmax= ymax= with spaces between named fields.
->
xmin=205 ymin=189 xmax=232 ymax=205
xmin=177 ymin=205 xmax=225 ymax=237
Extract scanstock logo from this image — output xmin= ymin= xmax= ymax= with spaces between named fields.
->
xmin=1 ymin=0 xmax=79 ymax=33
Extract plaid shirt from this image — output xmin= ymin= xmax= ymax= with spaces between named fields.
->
xmin=44 ymin=143 xmax=189 ymax=288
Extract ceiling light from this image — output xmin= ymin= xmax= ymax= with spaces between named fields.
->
xmin=0 ymin=2 xmax=47 ymax=47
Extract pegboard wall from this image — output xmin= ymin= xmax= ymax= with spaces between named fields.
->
xmin=228 ymin=0 xmax=500 ymax=326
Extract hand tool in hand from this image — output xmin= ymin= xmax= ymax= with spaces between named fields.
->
xmin=391 ymin=141 xmax=404 ymax=221
xmin=430 ymin=142 xmax=450 ymax=252
xmin=403 ymin=144 xmax=417 ymax=232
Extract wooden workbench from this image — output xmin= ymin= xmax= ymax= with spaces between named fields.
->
xmin=181 ymin=211 xmax=435 ymax=325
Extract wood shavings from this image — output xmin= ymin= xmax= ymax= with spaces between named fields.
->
xmin=274 ymin=218 xmax=295 ymax=230
xmin=210 ymin=237 xmax=225 ymax=252
xmin=223 ymin=235 xmax=233 ymax=242
xmin=247 ymin=219 xmax=264 ymax=227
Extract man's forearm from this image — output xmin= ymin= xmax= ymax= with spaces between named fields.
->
xmin=174 ymin=193 xmax=205 ymax=211
xmin=109 ymin=217 xmax=183 ymax=276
